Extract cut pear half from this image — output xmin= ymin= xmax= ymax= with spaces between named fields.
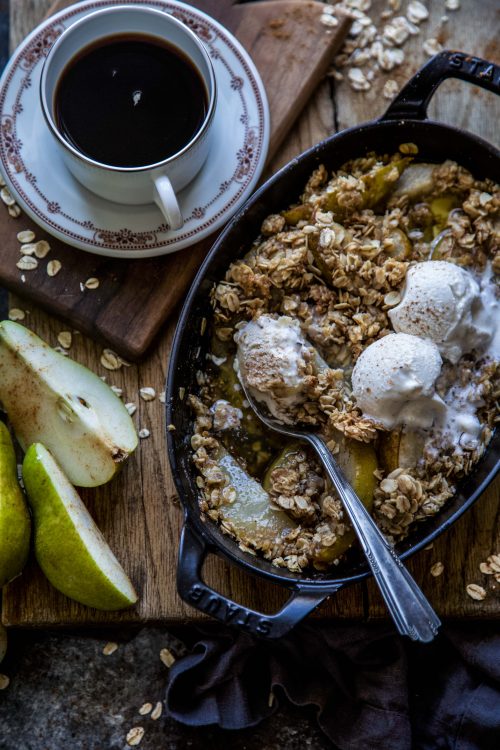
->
xmin=23 ymin=443 xmax=138 ymax=611
xmin=0 ymin=321 xmax=138 ymax=487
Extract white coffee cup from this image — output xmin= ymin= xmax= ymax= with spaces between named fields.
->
xmin=40 ymin=4 xmax=217 ymax=230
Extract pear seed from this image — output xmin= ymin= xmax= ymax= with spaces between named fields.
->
xmin=139 ymin=703 xmax=152 ymax=716
xmin=140 ymin=387 xmax=156 ymax=402
xmin=159 ymin=648 xmax=175 ymax=667
xmin=47 ymin=259 xmax=62 ymax=276
xmin=16 ymin=256 xmax=38 ymax=271
xmin=34 ymin=240 xmax=51 ymax=258
xmin=138 ymin=428 xmax=150 ymax=439
xmin=101 ymin=349 xmax=122 ymax=370
xmin=1 ymin=187 xmax=15 ymax=206
xmin=0 ymin=674 xmax=10 ymax=690
xmin=8 ymin=308 xmax=25 ymax=321
xmin=17 ymin=230 xmax=35 ymax=243
xmin=466 ymin=583 xmax=486 ymax=601
xmin=8 ymin=204 xmax=21 ymax=217
xmin=85 ymin=277 xmax=100 ymax=289
xmin=102 ymin=641 xmax=118 ymax=656
xmin=151 ymin=702 xmax=162 ymax=721
xmin=57 ymin=331 xmax=72 ymax=349
xmin=126 ymin=727 xmax=145 ymax=746
xmin=125 ymin=403 xmax=137 ymax=416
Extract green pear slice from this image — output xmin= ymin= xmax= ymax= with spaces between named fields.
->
xmin=0 ymin=421 xmax=31 ymax=587
xmin=0 ymin=321 xmax=137 ymax=487
xmin=22 ymin=443 xmax=137 ymax=611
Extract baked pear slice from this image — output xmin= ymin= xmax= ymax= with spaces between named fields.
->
xmin=22 ymin=443 xmax=137 ymax=611
xmin=0 ymin=321 xmax=137 ymax=487
xmin=0 ymin=421 xmax=31 ymax=587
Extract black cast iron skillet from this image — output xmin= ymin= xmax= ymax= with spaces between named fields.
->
xmin=166 ymin=50 xmax=500 ymax=638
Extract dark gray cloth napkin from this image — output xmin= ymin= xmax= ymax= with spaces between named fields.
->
xmin=165 ymin=621 xmax=500 ymax=749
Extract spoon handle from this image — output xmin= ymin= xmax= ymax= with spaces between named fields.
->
xmin=306 ymin=433 xmax=441 ymax=643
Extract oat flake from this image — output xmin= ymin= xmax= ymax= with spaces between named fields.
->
xmin=159 ymin=391 xmax=166 ymax=403
xmin=348 ymin=67 xmax=370 ymax=91
xmin=34 ymin=240 xmax=50 ymax=258
xmin=430 ymin=562 xmax=444 ymax=577
xmin=101 ymin=349 xmax=122 ymax=371
xmin=151 ymin=701 xmax=162 ymax=721
xmin=320 ymin=13 xmax=339 ymax=28
xmin=8 ymin=204 xmax=21 ymax=218
xmin=479 ymin=562 xmax=493 ymax=575
xmin=139 ymin=387 xmax=156 ymax=402
xmin=0 ymin=674 xmax=10 ymax=690
xmin=138 ymin=428 xmax=150 ymax=439
xmin=102 ymin=641 xmax=118 ymax=656
xmin=383 ymin=79 xmax=399 ymax=100
xmin=126 ymin=727 xmax=145 ymax=746
xmin=1 ymin=187 xmax=15 ymax=206
xmin=407 ymin=1 xmax=429 ymax=24
xmin=466 ymin=583 xmax=486 ymax=601
xmin=57 ymin=331 xmax=72 ymax=349
xmin=160 ymin=647 xmax=176 ymax=668
xmin=8 ymin=308 xmax=25 ymax=321
xmin=16 ymin=230 xmax=35 ymax=243
xmin=111 ymin=385 xmax=123 ymax=397
xmin=84 ymin=277 xmax=100 ymax=289
xmin=20 ymin=243 xmax=36 ymax=256
xmin=139 ymin=703 xmax=152 ymax=716
xmin=445 ymin=0 xmax=460 ymax=9
xmin=125 ymin=403 xmax=137 ymax=416
xmin=16 ymin=256 xmax=38 ymax=271
xmin=423 ymin=38 xmax=442 ymax=56
xmin=47 ymin=259 xmax=62 ymax=276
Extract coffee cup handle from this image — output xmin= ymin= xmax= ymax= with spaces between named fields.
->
xmin=153 ymin=173 xmax=183 ymax=231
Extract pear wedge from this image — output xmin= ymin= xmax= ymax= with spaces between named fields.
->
xmin=22 ymin=443 xmax=137 ymax=610
xmin=0 ymin=321 xmax=137 ymax=487
xmin=0 ymin=421 xmax=31 ymax=587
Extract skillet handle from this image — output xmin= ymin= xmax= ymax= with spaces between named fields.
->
xmin=382 ymin=49 xmax=500 ymax=121
xmin=177 ymin=522 xmax=337 ymax=638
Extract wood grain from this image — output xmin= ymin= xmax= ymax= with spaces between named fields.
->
xmin=0 ymin=0 xmax=350 ymax=360
xmin=3 ymin=0 xmax=499 ymax=628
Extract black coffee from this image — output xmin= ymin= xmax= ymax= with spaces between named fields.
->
xmin=54 ymin=33 xmax=208 ymax=168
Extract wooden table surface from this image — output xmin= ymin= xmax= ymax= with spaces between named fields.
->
xmin=2 ymin=0 xmax=499 ymax=628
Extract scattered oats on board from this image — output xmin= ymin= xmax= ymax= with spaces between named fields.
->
xmin=138 ymin=428 xmax=150 ymax=439
xmin=101 ymin=349 xmax=122 ymax=370
xmin=8 ymin=308 xmax=25 ymax=321
xmin=125 ymin=402 xmax=137 ymax=416
xmin=139 ymin=387 xmax=156 ymax=402
xmin=139 ymin=703 xmax=153 ymax=716
xmin=126 ymin=727 xmax=145 ymax=746
xmin=423 ymin=38 xmax=442 ymax=56
xmin=466 ymin=583 xmax=486 ymax=601
xmin=0 ymin=674 xmax=10 ymax=690
xmin=84 ymin=277 xmax=100 ymax=289
xmin=34 ymin=240 xmax=50 ymax=258
xmin=151 ymin=702 xmax=163 ymax=721
xmin=16 ymin=256 xmax=38 ymax=271
xmin=47 ymin=259 xmax=62 ymax=276
xmin=57 ymin=331 xmax=72 ymax=349
xmin=160 ymin=647 xmax=176 ymax=668
xmin=430 ymin=562 xmax=444 ymax=577
xmin=102 ymin=641 xmax=118 ymax=656
xmin=16 ymin=230 xmax=35 ymax=244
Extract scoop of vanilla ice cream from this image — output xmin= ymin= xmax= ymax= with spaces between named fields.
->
xmin=351 ymin=332 xmax=444 ymax=430
xmin=389 ymin=261 xmax=494 ymax=363
xmin=234 ymin=315 xmax=314 ymax=423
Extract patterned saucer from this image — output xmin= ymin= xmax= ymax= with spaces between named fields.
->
xmin=0 ymin=0 xmax=270 ymax=258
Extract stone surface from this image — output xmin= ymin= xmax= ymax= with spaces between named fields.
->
xmin=0 ymin=627 xmax=333 ymax=750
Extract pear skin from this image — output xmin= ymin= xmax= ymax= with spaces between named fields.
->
xmin=23 ymin=443 xmax=137 ymax=611
xmin=0 ymin=421 xmax=31 ymax=587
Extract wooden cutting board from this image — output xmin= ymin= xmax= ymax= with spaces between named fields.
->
xmin=3 ymin=0 xmax=499 ymax=629
xmin=0 ymin=0 xmax=350 ymax=361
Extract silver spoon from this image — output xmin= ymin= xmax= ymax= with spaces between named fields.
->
xmin=240 ymin=380 xmax=441 ymax=643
